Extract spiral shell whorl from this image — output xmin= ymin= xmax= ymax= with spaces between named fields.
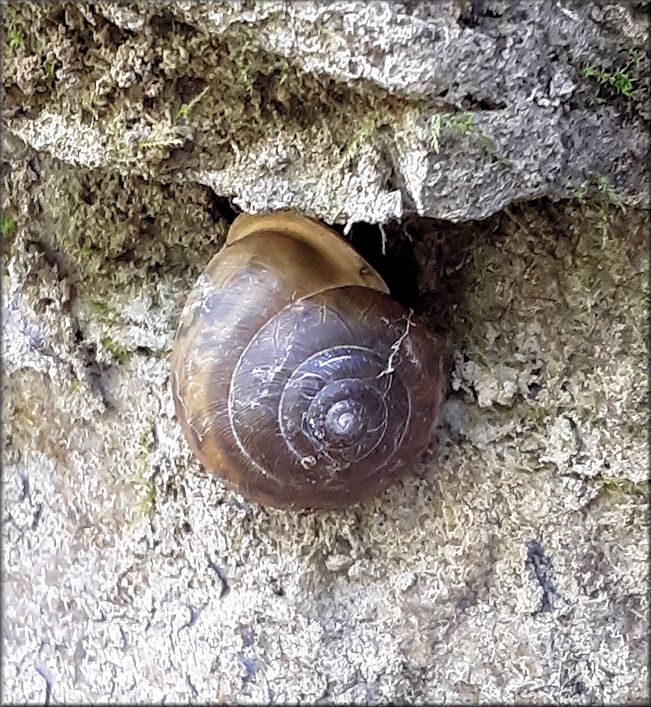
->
xmin=171 ymin=212 xmax=444 ymax=510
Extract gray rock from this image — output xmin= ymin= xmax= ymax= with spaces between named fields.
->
xmin=1 ymin=2 xmax=648 ymax=704
xmin=4 ymin=0 xmax=649 ymax=225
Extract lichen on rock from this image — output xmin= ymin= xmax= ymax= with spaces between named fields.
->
xmin=2 ymin=1 xmax=649 ymax=704
xmin=4 ymin=0 xmax=649 ymax=224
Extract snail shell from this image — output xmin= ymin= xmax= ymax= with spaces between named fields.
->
xmin=171 ymin=211 xmax=445 ymax=510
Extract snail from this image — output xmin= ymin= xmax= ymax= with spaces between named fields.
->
xmin=171 ymin=211 xmax=445 ymax=510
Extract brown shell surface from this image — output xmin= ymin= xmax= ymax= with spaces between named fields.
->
xmin=171 ymin=212 xmax=445 ymax=510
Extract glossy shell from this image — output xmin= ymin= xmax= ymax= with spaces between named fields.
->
xmin=171 ymin=211 xmax=445 ymax=510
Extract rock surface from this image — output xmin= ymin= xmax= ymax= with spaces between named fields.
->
xmin=2 ymin=1 xmax=649 ymax=704
xmin=3 ymin=0 xmax=649 ymax=225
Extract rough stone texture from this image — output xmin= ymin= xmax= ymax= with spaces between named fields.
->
xmin=2 ymin=1 xmax=649 ymax=705
xmin=3 ymin=0 xmax=649 ymax=225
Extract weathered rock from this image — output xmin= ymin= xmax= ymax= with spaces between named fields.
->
xmin=2 ymin=2 xmax=649 ymax=704
xmin=2 ymin=135 xmax=648 ymax=702
xmin=3 ymin=0 xmax=649 ymax=225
